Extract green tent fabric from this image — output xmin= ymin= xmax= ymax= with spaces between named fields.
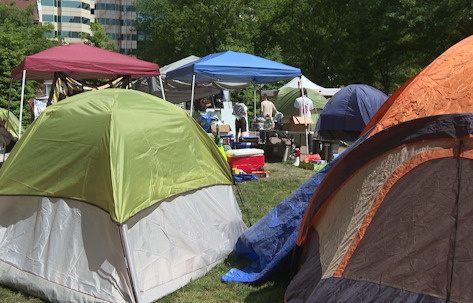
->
xmin=275 ymin=87 xmax=327 ymax=129
xmin=0 ymin=89 xmax=232 ymax=223
xmin=0 ymin=108 xmax=23 ymax=138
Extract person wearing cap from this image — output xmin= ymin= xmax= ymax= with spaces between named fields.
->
xmin=0 ymin=118 xmax=17 ymax=153
xmin=232 ymin=96 xmax=247 ymax=143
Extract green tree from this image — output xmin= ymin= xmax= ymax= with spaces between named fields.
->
xmin=0 ymin=2 xmax=59 ymax=129
xmin=134 ymin=0 xmax=259 ymax=65
xmin=80 ymin=20 xmax=117 ymax=51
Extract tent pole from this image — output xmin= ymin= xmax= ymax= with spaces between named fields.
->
xmin=158 ymin=75 xmax=166 ymax=101
xmin=18 ymin=70 xmax=27 ymax=138
xmin=118 ymin=224 xmax=142 ymax=303
xmin=253 ymin=84 xmax=257 ymax=120
xmin=190 ymin=73 xmax=196 ymax=117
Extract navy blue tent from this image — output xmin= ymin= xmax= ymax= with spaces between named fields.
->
xmin=316 ymin=84 xmax=388 ymax=142
xmin=166 ymin=51 xmax=301 ymax=117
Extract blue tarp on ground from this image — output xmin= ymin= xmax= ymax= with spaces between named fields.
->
xmin=221 ymin=132 xmax=370 ymax=283
xmin=166 ymin=51 xmax=301 ymax=84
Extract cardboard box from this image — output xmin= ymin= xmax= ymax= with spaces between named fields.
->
xmin=252 ymin=171 xmax=269 ymax=178
xmin=211 ymin=124 xmax=231 ymax=133
xmin=282 ymin=116 xmax=313 ymax=132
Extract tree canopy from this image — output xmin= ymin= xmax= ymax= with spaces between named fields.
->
xmin=0 ymin=2 xmax=59 ymax=128
xmin=135 ymin=0 xmax=473 ymax=95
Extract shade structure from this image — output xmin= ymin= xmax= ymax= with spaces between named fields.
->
xmin=11 ymin=43 xmax=161 ymax=81
xmin=279 ymin=75 xmax=341 ymax=96
xmin=10 ymin=43 xmax=162 ymax=138
xmin=316 ymin=84 xmax=387 ymax=142
xmin=0 ymin=89 xmax=246 ymax=302
xmin=363 ymin=34 xmax=473 ymax=137
xmin=166 ymin=51 xmax=301 ymax=84
xmin=166 ymin=50 xmax=301 ymax=118
xmin=287 ymin=113 xmax=473 ymax=303
xmin=136 ymin=55 xmax=249 ymax=104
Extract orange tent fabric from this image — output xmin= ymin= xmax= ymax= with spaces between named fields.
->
xmin=362 ymin=34 xmax=473 ymax=138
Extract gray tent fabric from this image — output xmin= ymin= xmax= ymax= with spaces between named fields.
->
xmin=135 ymin=55 xmax=249 ymax=103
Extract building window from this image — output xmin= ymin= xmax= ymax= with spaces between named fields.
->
xmin=60 ymin=16 xmax=82 ymax=23
xmin=42 ymin=14 xmax=54 ymax=22
xmin=82 ymin=17 xmax=90 ymax=25
xmin=61 ymin=1 xmax=82 ymax=8
xmin=59 ymin=31 xmax=81 ymax=38
xmin=81 ymin=2 xmax=90 ymax=10
xmin=42 ymin=0 xmax=54 ymax=6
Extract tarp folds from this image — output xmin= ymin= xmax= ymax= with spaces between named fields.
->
xmin=221 ymin=133 xmax=368 ymax=283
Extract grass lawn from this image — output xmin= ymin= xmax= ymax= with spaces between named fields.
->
xmin=0 ymin=161 xmax=316 ymax=303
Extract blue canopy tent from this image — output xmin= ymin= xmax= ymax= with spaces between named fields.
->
xmin=165 ymin=50 xmax=302 ymax=118
xmin=316 ymin=84 xmax=388 ymax=142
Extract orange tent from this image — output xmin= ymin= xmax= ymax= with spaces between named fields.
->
xmin=362 ymin=35 xmax=473 ymax=138
xmin=286 ymin=35 xmax=473 ymax=303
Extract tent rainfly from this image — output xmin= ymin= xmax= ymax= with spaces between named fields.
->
xmin=9 ymin=43 xmax=163 ymax=137
xmin=287 ymin=33 xmax=473 ymax=303
xmin=316 ymin=84 xmax=388 ymax=142
xmin=0 ymin=89 xmax=246 ymax=303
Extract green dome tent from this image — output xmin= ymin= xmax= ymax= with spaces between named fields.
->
xmin=0 ymin=89 xmax=246 ymax=302
xmin=0 ymin=107 xmax=23 ymax=138
xmin=275 ymin=87 xmax=328 ymax=129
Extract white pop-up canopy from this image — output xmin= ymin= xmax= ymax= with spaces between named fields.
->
xmin=262 ymin=75 xmax=341 ymax=97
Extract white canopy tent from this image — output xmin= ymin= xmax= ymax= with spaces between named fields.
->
xmin=135 ymin=55 xmax=249 ymax=104
xmin=262 ymin=75 xmax=341 ymax=98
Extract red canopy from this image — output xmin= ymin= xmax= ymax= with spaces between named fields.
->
xmin=11 ymin=43 xmax=160 ymax=81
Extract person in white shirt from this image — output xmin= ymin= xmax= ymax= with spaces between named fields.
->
xmin=294 ymin=88 xmax=314 ymax=117
xmin=293 ymin=89 xmax=314 ymax=153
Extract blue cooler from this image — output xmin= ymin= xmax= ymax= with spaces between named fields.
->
xmin=232 ymin=142 xmax=252 ymax=149
xmin=241 ymin=136 xmax=259 ymax=144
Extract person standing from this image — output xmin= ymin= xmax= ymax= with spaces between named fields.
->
xmin=294 ymin=89 xmax=314 ymax=117
xmin=232 ymin=96 xmax=247 ymax=143
xmin=260 ymin=94 xmax=277 ymax=119
xmin=294 ymin=89 xmax=314 ymax=153
xmin=260 ymin=94 xmax=277 ymax=143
